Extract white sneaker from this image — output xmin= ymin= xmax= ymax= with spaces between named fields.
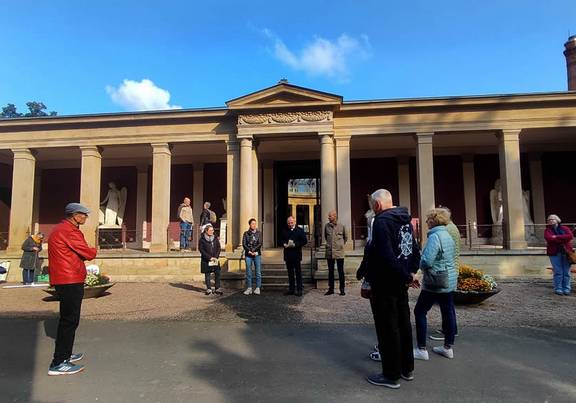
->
xmin=413 ymin=348 xmax=429 ymax=361
xmin=244 ymin=288 xmax=253 ymax=295
xmin=432 ymin=346 xmax=454 ymax=359
xmin=253 ymin=287 xmax=261 ymax=295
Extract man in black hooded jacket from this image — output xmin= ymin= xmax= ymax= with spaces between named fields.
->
xmin=359 ymin=189 xmax=420 ymax=389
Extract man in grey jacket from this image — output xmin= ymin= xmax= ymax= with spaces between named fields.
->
xmin=324 ymin=210 xmax=348 ymax=296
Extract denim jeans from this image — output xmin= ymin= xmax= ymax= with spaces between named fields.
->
xmin=180 ymin=222 xmax=192 ymax=250
xmin=22 ymin=269 xmax=35 ymax=284
xmin=245 ymin=254 xmax=262 ymax=289
xmin=550 ymin=254 xmax=572 ymax=294
xmin=414 ymin=290 xmax=457 ymax=348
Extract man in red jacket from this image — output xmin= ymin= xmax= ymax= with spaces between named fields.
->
xmin=47 ymin=203 xmax=97 ymax=376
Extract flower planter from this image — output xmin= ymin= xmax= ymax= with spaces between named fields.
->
xmin=44 ymin=283 xmax=115 ymax=299
xmin=454 ymin=287 xmax=501 ymax=305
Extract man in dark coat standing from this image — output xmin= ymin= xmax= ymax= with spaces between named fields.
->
xmin=360 ymin=189 xmax=420 ymax=389
xmin=280 ymin=216 xmax=308 ymax=296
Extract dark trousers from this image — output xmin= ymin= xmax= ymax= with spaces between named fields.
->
xmin=52 ymin=283 xmax=84 ymax=367
xmin=204 ymin=268 xmax=221 ymax=289
xmin=369 ymin=287 xmax=414 ymax=380
xmin=22 ymin=269 xmax=35 ymax=284
xmin=285 ymin=260 xmax=302 ymax=292
xmin=327 ymin=258 xmax=345 ymax=292
xmin=414 ymin=290 xmax=457 ymax=348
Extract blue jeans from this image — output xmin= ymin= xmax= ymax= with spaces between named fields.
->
xmin=245 ymin=254 xmax=262 ymax=289
xmin=550 ymin=254 xmax=571 ymax=294
xmin=22 ymin=269 xmax=34 ymax=284
xmin=180 ymin=222 xmax=192 ymax=249
xmin=414 ymin=290 xmax=457 ymax=348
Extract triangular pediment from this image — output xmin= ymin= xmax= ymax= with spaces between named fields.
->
xmin=226 ymin=82 xmax=342 ymax=110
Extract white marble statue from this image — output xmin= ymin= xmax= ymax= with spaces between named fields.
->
xmin=99 ymin=182 xmax=128 ymax=227
xmin=490 ymin=178 xmax=536 ymax=243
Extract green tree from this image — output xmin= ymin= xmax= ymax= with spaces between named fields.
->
xmin=1 ymin=101 xmax=57 ymax=118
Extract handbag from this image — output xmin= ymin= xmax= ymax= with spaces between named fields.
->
xmin=564 ymin=246 xmax=576 ymax=265
xmin=423 ymin=236 xmax=450 ymax=290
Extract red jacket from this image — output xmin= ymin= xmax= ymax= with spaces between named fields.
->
xmin=544 ymin=225 xmax=574 ymax=256
xmin=48 ymin=220 xmax=97 ymax=285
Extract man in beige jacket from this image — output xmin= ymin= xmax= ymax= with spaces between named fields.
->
xmin=324 ymin=210 xmax=348 ymax=295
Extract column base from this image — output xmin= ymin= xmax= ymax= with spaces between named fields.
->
xmin=504 ymin=240 xmax=528 ymax=250
xmin=149 ymin=243 xmax=168 ymax=253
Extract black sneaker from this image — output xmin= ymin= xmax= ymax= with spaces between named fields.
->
xmin=401 ymin=372 xmax=414 ymax=381
xmin=366 ymin=373 xmax=400 ymax=389
xmin=283 ymin=290 xmax=295 ymax=296
xmin=324 ymin=290 xmax=334 ymax=295
xmin=339 ymin=291 xmax=346 ymax=296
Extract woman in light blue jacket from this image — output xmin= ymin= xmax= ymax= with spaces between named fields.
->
xmin=413 ymin=208 xmax=458 ymax=361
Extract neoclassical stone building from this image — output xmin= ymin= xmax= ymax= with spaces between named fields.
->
xmin=1 ymin=37 xmax=575 ymax=282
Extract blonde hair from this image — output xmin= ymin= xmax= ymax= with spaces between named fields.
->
xmin=426 ymin=208 xmax=451 ymax=227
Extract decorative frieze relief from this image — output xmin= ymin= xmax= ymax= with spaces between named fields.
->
xmin=238 ymin=111 xmax=332 ymax=125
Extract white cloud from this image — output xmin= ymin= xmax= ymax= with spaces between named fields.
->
xmin=106 ymin=79 xmax=181 ymax=111
xmin=263 ymin=30 xmax=371 ymax=80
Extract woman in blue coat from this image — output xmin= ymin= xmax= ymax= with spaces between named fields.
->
xmin=413 ymin=209 xmax=458 ymax=360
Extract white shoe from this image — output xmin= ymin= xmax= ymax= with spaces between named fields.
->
xmin=253 ymin=287 xmax=261 ymax=295
xmin=432 ymin=346 xmax=454 ymax=359
xmin=369 ymin=351 xmax=381 ymax=362
xmin=244 ymin=288 xmax=253 ymax=295
xmin=413 ymin=348 xmax=429 ymax=361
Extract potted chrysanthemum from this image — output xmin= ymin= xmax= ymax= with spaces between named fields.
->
xmin=44 ymin=272 xmax=114 ymax=299
xmin=454 ymin=265 xmax=500 ymax=305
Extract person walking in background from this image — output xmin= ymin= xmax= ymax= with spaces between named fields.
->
xmin=362 ymin=189 xmax=420 ymax=389
xmin=200 ymin=201 xmax=216 ymax=226
xmin=324 ymin=210 xmax=348 ymax=296
xmin=281 ymin=216 xmax=308 ymax=297
xmin=177 ymin=197 xmax=194 ymax=251
xmin=413 ymin=208 xmax=458 ymax=361
xmin=20 ymin=232 xmax=44 ymax=285
xmin=199 ymin=223 xmax=223 ymax=296
xmin=243 ymin=218 xmax=263 ymax=296
xmin=48 ymin=203 xmax=97 ymax=376
xmin=544 ymin=214 xmax=573 ymax=296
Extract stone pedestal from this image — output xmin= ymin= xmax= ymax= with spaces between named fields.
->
xmin=219 ymin=218 xmax=227 ymax=248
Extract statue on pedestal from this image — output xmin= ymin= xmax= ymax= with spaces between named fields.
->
xmin=98 ymin=182 xmax=128 ymax=228
xmin=489 ymin=178 xmax=536 ymax=243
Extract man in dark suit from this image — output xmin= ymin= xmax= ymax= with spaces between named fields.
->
xmin=280 ymin=216 xmax=308 ymax=296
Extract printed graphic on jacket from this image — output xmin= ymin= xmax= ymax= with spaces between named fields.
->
xmin=397 ymin=224 xmax=414 ymax=259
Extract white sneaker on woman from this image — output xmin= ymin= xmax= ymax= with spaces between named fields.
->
xmin=432 ymin=346 xmax=454 ymax=359
xmin=413 ymin=348 xmax=429 ymax=361
xmin=253 ymin=287 xmax=261 ymax=295
xmin=244 ymin=288 xmax=253 ymax=295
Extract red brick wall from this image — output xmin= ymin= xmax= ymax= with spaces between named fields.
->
xmin=434 ymin=156 xmax=466 ymax=225
xmin=542 ymin=152 xmax=576 ymax=223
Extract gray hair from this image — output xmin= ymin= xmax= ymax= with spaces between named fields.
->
xmin=371 ymin=189 xmax=393 ymax=206
xmin=547 ymin=214 xmax=561 ymax=223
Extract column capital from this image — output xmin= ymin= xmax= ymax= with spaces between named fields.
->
xmin=236 ymin=134 xmax=254 ymax=140
xmin=151 ymin=143 xmax=172 ymax=155
xmin=79 ymin=145 xmax=102 ymax=158
xmin=240 ymin=137 xmax=253 ymax=148
xmin=498 ymin=129 xmax=522 ymax=140
xmin=225 ymin=139 xmax=239 ymax=152
xmin=334 ymin=136 xmax=352 ymax=147
xmin=318 ymin=130 xmax=334 ymax=138
xmin=11 ymin=148 xmax=36 ymax=160
xmin=414 ymin=132 xmax=434 ymax=144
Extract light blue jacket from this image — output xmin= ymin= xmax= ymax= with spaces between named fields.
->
xmin=420 ymin=226 xmax=457 ymax=293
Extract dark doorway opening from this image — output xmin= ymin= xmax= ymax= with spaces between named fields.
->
xmin=274 ymin=160 xmax=320 ymax=247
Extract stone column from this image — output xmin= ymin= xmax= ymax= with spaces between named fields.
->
xmin=262 ymin=160 xmax=274 ymax=248
xmin=32 ymin=169 xmax=42 ymax=234
xmin=415 ymin=132 xmax=435 ymax=242
xmin=7 ymin=149 xmax=36 ymax=253
xmin=462 ymin=155 xmax=478 ymax=242
xmin=319 ymin=132 xmax=337 ymax=243
xmin=135 ymin=165 xmax=148 ymax=248
xmin=239 ymin=137 xmax=253 ymax=246
xmin=226 ymin=140 xmax=240 ymax=251
xmin=397 ymin=156 xmax=411 ymax=212
xmin=498 ymin=129 xmax=526 ymax=249
xmin=150 ymin=143 xmax=171 ymax=252
xmin=529 ymin=153 xmax=546 ymax=225
xmin=252 ymin=142 xmax=259 ymax=224
xmin=193 ymin=162 xmax=204 ymax=246
xmin=79 ymin=146 xmax=102 ymax=247
xmin=335 ymin=136 xmax=353 ymax=250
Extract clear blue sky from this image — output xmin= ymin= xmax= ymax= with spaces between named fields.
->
xmin=1 ymin=0 xmax=574 ymax=115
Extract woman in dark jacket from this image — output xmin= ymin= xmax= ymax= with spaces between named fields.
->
xmin=544 ymin=214 xmax=573 ymax=296
xmin=20 ymin=233 xmax=44 ymax=285
xmin=199 ymin=224 xmax=222 ymax=295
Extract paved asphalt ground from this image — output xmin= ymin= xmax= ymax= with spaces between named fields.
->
xmin=1 ymin=319 xmax=575 ymax=403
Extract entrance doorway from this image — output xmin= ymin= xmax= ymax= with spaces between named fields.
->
xmin=274 ymin=160 xmax=320 ymax=247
